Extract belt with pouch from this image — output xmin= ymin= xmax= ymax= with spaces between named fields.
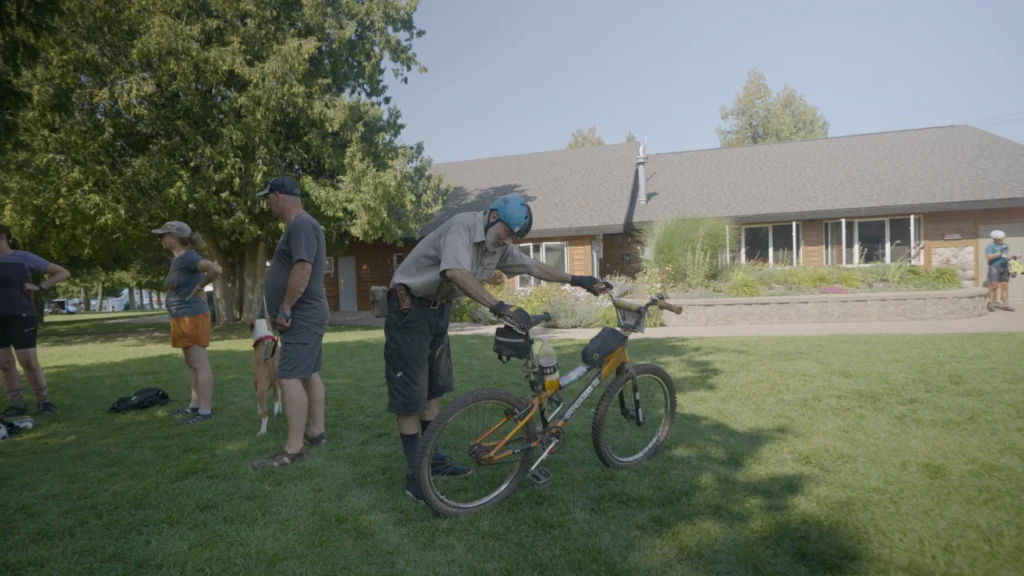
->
xmin=389 ymin=285 xmax=447 ymax=311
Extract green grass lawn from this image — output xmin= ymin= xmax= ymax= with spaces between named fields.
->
xmin=3 ymin=317 xmax=1023 ymax=575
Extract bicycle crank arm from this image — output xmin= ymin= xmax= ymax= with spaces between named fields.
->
xmin=529 ymin=437 xmax=562 ymax=473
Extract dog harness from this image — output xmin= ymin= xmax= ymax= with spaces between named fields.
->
xmin=253 ymin=335 xmax=278 ymax=360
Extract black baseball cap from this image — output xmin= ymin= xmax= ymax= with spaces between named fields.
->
xmin=256 ymin=176 xmax=301 ymax=198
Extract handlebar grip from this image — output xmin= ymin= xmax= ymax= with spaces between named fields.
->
xmin=657 ymin=300 xmax=683 ymax=315
xmin=531 ymin=313 xmax=552 ymax=325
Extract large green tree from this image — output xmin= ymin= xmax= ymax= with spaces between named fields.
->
xmin=566 ymin=125 xmax=605 ymax=149
xmin=6 ymin=0 xmax=448 ymax=323
xmin=0 ymin=0 xmax=61 ymax=152
xmin=716 ymin=68 xmax=829 ymax=148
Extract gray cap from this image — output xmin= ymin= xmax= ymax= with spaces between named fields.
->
xmin=151 ymin=221 xmax=192 ymax=238
xmin=256 ymin=176 xmax=302 ymax=198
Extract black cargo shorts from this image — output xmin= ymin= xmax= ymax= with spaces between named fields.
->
xmin=383 ymin=290 xmax=453 ymax=415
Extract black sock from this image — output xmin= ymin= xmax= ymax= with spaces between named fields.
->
xmin=400 ymin=433 xmax=419 ymax=477
xmin=420 ymin=420 xmax=431 ymax=433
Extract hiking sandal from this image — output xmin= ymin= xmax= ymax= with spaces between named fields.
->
xmin=304 ymin=432 xmax=328 ymax=446
xmin=252 ymin=446 xmax=309 ymax=470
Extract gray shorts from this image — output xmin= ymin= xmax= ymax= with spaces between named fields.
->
xmin=989 ymin=266 xmax=1010 ymax=284
xmin=278 ymin=322 xmax=324 ymax=380
xmin=383 ymin=291 xmax=454 ymax=415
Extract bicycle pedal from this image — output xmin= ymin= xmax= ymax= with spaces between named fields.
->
xmin=528 ymin=466 xmax=553 ymax=488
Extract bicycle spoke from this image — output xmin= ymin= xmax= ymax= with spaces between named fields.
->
xmin=428 ymin=399 xmax=533 ymax=509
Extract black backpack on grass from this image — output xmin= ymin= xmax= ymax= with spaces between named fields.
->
xmin=109 ymin=388 xmax=171 ymax=413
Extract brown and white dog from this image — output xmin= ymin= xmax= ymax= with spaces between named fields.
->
xmin=250 ymin=318 xmax=282 ymax=436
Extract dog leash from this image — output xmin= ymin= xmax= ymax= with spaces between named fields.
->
xmin=257 ymin=286 xmax=278 ymax=360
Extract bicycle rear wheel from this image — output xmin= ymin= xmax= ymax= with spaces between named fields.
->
xmin=591 ymin=363 xmax=676 ymax=469
xmin=415 ymin=388 xmax=537 ymax=518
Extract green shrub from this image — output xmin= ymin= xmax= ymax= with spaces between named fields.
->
xmin=726 ymin=267 xmax=761 ymax=297
xmin=635 ymin=217 xmax=735 ymax=290
xmin=546 ymin=292 xmax=608 ymax=329
xmin=450 ymin=281 xmax=513 ymax=323
xmin=836 ymin=270 xmax=862 ymax=289
xmin=514 ymin=283 xmax=565 ymax=315
xmin=679 ymin=236 xmax=718 ymax=290
xmin=929 ymin=266 xmax=962 ymax=288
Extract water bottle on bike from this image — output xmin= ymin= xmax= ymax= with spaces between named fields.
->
xmin=537 ymin=336 xmax=560 ymax=392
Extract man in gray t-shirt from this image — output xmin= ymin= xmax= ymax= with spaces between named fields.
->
xmin=385 ymin=194 xmax=609 ymax=502
xmin=252 ymin=176 xmax=330 ymax=471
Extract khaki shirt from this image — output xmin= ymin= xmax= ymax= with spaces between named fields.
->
xmin=391 ymin=211 xmax=536 ymax=301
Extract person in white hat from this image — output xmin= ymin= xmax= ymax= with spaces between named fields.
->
xmin=152 ymin=221 xmax=223 ymax=424
xmin=984 ymin=230 xmax=1016 ymax=312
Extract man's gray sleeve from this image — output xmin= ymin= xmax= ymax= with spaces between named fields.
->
xmin=289 ymin=220 xmax=320 ymax=264
xmin=439 ymin=223 xmax=475 ymax=274
xmin=496 ymin=244 xmax=537 ymax=276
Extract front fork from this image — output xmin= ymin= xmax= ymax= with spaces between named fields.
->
xmin=616 ymin=365 xmax=645 ymax=427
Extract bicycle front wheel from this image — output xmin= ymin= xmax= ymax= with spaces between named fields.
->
xmin=591 ymin=363 xmax=676 ymax=469
xmin=415 ymin=388 xmax=537 ymax=518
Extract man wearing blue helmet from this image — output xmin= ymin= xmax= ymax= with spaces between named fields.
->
xmin=384 ymin=194 xmax=607 ymax=501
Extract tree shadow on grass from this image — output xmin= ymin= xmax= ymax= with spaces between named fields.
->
xmin=622 ymin=413 xmax=862 ymax=575
xmin=627 ymin=337 xmax=723 ymax=394
xmin=7 ymin=332 xmax=863 ymax=575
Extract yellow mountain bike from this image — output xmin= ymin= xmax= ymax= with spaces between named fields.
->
xmin=414 ymin=286 xmax=683 ymax=518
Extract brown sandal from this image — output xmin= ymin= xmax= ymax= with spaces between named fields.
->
xmin=304 ymin=432 xmax=328 ymax=446
xmin=252 ymin=445 xmax=309 ymax=470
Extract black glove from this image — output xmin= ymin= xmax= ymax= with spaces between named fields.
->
xmin=489 ymin=300 xmax=532 ymax=334
xmin=571 ymin=275 xmax=610 ymax=296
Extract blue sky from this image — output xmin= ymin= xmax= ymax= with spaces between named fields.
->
xmin=385 ymin=0 xmax=1024 ymax=163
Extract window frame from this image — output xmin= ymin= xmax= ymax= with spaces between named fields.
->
xmin=515 ymin=241 xmax=569 ymax=290
xmin=740 ymin=221 xmax=803 ymax=267
xmin=823 ymin=215 xmax=924 ymax=266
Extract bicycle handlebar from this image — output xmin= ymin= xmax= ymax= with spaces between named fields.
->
xmin=657 ymin=300 xmax=683 ymax=315
xmin=610 ymin=293 xmax=683 ymax=315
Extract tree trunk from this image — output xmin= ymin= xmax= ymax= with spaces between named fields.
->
xmin=155 ymin=291 xmax=163 ymax=308
xmin=233 ymin=258 xmax=246 ymax=320
xmin=241 ymin=240 xmax=268 ymax=322
xmin=81 ymin=287 xmax=91 ymax=312
xmin=128 ymin=287 xmax=137 ymax=310
xmin=97 ymin=282 xmax=104 ymax=312
xmin=209 ymin=244 xmax=239 ymax=325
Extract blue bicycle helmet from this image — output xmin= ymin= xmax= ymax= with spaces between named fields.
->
xmin=487 ymin=195 xmax=533 ymax=239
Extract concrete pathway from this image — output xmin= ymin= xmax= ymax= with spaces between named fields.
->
xmin=330 ymin=309 xmax=1022 ymax=339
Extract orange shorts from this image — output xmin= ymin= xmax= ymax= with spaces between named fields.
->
xmin=170 ymin=312 xmax=211 ymax=349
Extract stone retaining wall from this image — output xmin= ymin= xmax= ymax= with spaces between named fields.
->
xmin=932 ymin=246 xmax=976 ymax=288
xmin=660 ymin=289 xmax=989 ymax=327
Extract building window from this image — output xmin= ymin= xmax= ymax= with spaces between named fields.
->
xmin=741 ymin=223 xmax=802 ymax=266
xmin=393 ymin=253 xmax=405 ymax=271
xmin=824 ymin=216 xmax=923 ymax=265
xmin=516 ymin=242 xmax=568 ymax=289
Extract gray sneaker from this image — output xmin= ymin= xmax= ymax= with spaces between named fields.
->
xmin=171 ymin=406 xmax=199 ymax=417
xmin=178 ymin=412 xmax=212 ymax=425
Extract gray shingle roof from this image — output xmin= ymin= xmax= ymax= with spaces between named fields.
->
xmin=633 ymin=125 xmax=1024 ymax=224
xmin=425 ymin=126 xmax=1024 ymax=238
xmin=425 ymin=143 xmax=638 ymax=237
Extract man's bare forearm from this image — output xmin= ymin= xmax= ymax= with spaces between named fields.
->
xmin=444 ymin=269 xmax=497 ymax=308
xmin=282 ymin=262 xmax=312 ymax=310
